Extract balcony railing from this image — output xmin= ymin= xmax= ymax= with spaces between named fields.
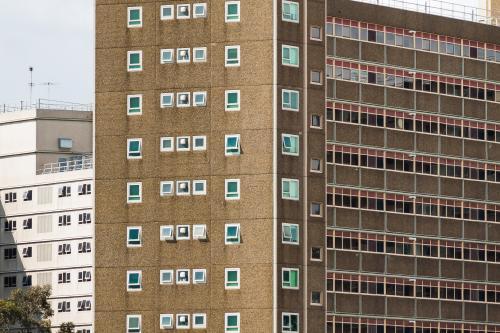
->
xmin=37 ymin=155 xmax=93 ymax=175
xmin=351 ymin=0 xmax=500 ymax=26
xmin=1 ymin=99 xmax=93 ymax=113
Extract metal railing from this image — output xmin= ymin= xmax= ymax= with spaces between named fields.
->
xmin=37 ymin=155 xmax=93 ymax=175
xmin=351 ymin=0 xmax=500 ymax=26
xmin=1 ymin=99 xmax=93 ymax=113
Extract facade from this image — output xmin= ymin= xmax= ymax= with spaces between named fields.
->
xmin=95 ymin=0 xmax=500 ymax=332
xmin=0 ymin=107 xmax=94 ymax=332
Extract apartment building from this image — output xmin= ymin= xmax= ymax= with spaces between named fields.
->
xmin=0 ymin=105 xmax=94 ymax=332
xmin=95 ymin=0 xmax=500 ymax=332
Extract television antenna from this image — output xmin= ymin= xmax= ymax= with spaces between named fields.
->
xmin=39 ymin=82 xmax=59 ymax=100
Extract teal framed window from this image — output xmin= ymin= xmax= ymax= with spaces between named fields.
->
xmin=127 ymin=138 xmax=142 ymax=159
xmin=225 ymin=45 xmax=240 ymax=67
xmin=282 ymin=0 xmax=299 ymax=23
xmin=225 ymin=1 xmax=240 ymax=22
xmin=127 ymin=271 xmax=142 ymax=291
xmin=193 ymin=313 xmax=207 ymax=329
xmin=282 ymin=268 xmax=299 ymax=289
xmin=160 ymin=314 xmax=173 ymax=329
xmin=281 ymin=134 xmax=299 ymax=156
xmin=282 ymin=45 xmax=299 ymax=67
xmin=225 ymin=313 xmax=240 ymax=332
xmin=127 ymin=95 xmax=142 ymax=115
xmin=282 ymin=223 xmax=299 ymax=244
xmin=127 ymin=314 xmax=141 ymax=333
xmin=127 ymin=51 xmax=142 ymax=71
xmin=225 ymin=224 xmax=240 ymax=244
xmin=127 ymin=7 xmax=142 ymax=27
xmin=225 ymin=268 xmax=240 ymax=289
xmin=225 ymin=90 xmax=240 ymax=111
xmin=225 ymin=134 xmax=240 ymax=156
xmin=282 ymin=89 xmax=299 ymax=111
xmin=127 ymin=182 xmax=142 ymax=203
xmin=225 ymin=179 xmax=240 ymax=200
xmin=281 ymin=178 xmax=299 ymax=200
xmin=127 ymin=226 xmax=141 ymax=247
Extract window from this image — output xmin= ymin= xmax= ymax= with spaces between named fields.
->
xmin=160 ymin=137 xmax=174 ymax=152
xmin=160 ymin=314 xmax=173 ymax=329
xmin=22 ymin=275 xmax=32 ymax=287
xmin=177 ymin=4 xmax=190 ymax=19
xmin=225 ymin=224 xmax=240 ymax=244
xmin=23 ymin=218 xmax=32 ymax=229
xmin=176 ymin=181 xmax=190 ymax=195
xmin=160 ymin=5 xmax=174 ymax=20
xmin=160 ymin=270 xmax=173 ymax=285
xmin=281 ymin=223 xmax=299 ymax=245
xmin=193 ymin=180 xmax=207 ymax=195
xmin=282 ymin=268 xmax=299 ymax=289
xmin=176 ymin=314 xmax=190 ymax=329
xmin=127 ymin=139 xmax=142 ymax=159
xmin=127 ymin=7 xmax=142 ymax=27
xmin=176 ymin=225 xmax=190 ymax=239
xmin=193 ymin=91 xmax=207 ymax=106
xmin=176 ymin=269 xmax=190 ymax=284
xmin=282 ymin=178 xmax=299 ymax=200
xmin=58 ymin=138 xmax=73 ymax=149
xmin=192 ymin=136 xmax=207 ymax=151
xmin=58 ymin=185 xmax=71 ymax=197
xmin=311 ymin=114 xmax=322 ymax=128
xmin=3 ymin=276 xmax=16 ymax=288
xmin=77 ymin=300 xmax=92 ymax=311
xmin=160 ymin=181 xmax=174 ymax=196
xmin=282 ymin=45 xmax=299 ymax=67
xmin=177 ymin=48 xmax=190 ymax=63
xmin=4 ymin=220 xmax=16 ymax=231
xmin=127 ymin=315 xmax=141 ymax=333
xmin=78 ymin=270 xmax=92 ymax=282
xmin=282 ymin=89 xmax=299 ymax=111
xmin=4 ymin=248 xmax=16 ymax=260
xmin=310 ymin=70 xmax=322 ymax=84
xmin=78 ymin=184 xmax=91 ymax=195
xmin=282 ymin=313 xmax=299 ymax=332
xmin=127 ymin=182 xmax=142 ymax=203
xmin=160 ymin=225 xmax=174 ymax=241
xmin=58 ymin=244 xmax=71 ymax=255
xmin=225 ymin=268 xmax=240 ymax=289
xmin=225 ymin=45 xmax=240 ymax=67
xmin=127 ymin=95 xmax=142 ymax=115
xmin=193 ymin=269 xmax=207 ymax=284
xmin=310 ymin=202 xmax=323 ymax=217
xmin=193 ymin=313 xmax=207 ymax=329
xmin=160 ymin=93 xmax=174 ymax=107
xmin=193 ymin=47 xmax=207 ymax=62
xmin=177 ymin=92 xmax=191 ymax=106
xmin=23 ymin=190 xmax=32 ymax=201
xmin=193 ymin=224 xmax=207 ymax=239
xmin=4 ymin=192 xmax=16 ymax=203
xmin=193 ymin=3 xmax=207 ymax=18
xmin=310 ymin=158 xmax=322 ymax=173
xmin=127 ymin=271 xmax=142 ymax=291
xmin=225 ymin=90 xmax=240 ymax=111
xmin=225 ymin=313 xmax=240 ymax=332
xmin=282 ymin=134 xmax=299 ymax=156
xmin=225 ymin=179 xmax=240 ymax=200
xmin=22 ymin=247 xmax=32 ymax=258
xmin=57 ymin=301 xmax=71 ymax=313
xmin=127 ymin=51 xmax=142 ymax=71
xmin=311 ymin=247 xmax=322 ymax=261
xmin=78 ymin=213 xmax=91 ymax=224
xmin=77 ymin=241 xmax=91 ymax=253
xmin=282 ymin=0 xmax=299 ymax=22
xmin=176 ymin=136 xmax=190 ymax=151
xmin=161 ymin=49 xmax=174 ymax=64
xmin=127 ymin=227 xmax=141 ymax=247
xmin=225 ymin=134 xmax=241 ymax=155
xmin=225 ymin=1 xmax=240 ymax=22
xmin=310 ymin=26 xmax=322 ymax=40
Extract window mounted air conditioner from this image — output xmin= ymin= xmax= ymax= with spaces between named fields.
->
xmin=179 ymin=315 xmax=188 ymax=323
xmin=179 ymin=182 xmax=187 ymax=189
xmin=180 ymin=94 xmax=188 ymax=102
xmin=180 ymin=138 xmax=187 ymax=145
xmin=179 ymin=271 xmax=187 ymax=278
xmin=180 ymin=6 xmax=188 ymax=13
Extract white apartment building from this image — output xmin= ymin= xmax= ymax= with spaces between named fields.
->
xmin=0 ymin=104 xmax=93 ymax=332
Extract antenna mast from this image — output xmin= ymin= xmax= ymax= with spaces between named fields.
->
xmin=28 ymin=67 xmax=34 ymax=106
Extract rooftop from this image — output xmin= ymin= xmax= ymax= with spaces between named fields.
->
xmin=352 ymin=0 xmax=500 ymax=26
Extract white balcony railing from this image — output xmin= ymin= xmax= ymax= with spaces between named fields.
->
xmin=37 ymin=155 xmax=93 ymax=175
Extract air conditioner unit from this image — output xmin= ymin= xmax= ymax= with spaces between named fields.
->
xmin=180 ymin=94 xmax=188 ymax=101
xmin=180 ymin=50 xmax=187 ymax=57
xmin=179 ymin=183 xmax=187 ymax=189
xmin=180 ymin=271 xmax=186 ymax=278
xmin=180 ymin=6 xmax=188 ymax=13
xmin=180 ymin=227 xmax=187 ymax=234
xmin=179 ymin=315 xmax=188 ymax=323
xmin=180 ymin=138 xmax=187 ymax=145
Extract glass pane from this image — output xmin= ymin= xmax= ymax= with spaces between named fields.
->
xmin=227 ymin=137 xmax=238 ymax=148
xmin=227 ymin=48 xmax=238 ymax=59
xmin=129 ymin=229 xmax=139 ymax=240
xmin=227 ymin=315 xmax=238 ymax=326
xmin=130 ymin=53 xmax=140 ymax=64
xmin=227 ymin=92 xmax=238 ymax=104
xmin=227 ymin=226 xmax=238 ymax=237
xmin=129 ymin=185 xmax=139 ymax=196
xmin=290 ymin=92 xmax=298 ymax=108
xmin=129 ymin=141 xmax=140 ymax=152
xmin=228 ymin=4 xmax=238 ymax=15
xmin=227 ymin=182 xmax=238 ymax=193
xmin=128 ymin=273 xmax=139 ymax=284
xmin=129 ymin=317 xmax=139 ymax=329
xmin=227 ymin=270 xmax=238 ymax=282
xmin=129 ymin=97 xmax=140 ymax=108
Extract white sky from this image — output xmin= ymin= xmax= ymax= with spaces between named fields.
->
xmin=0 ymin=0 xmax=488 ymax=107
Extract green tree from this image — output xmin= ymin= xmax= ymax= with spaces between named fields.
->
xmin=0 ymin=299 xmax=20 ymax=332
xmin=9 ymin=285 xmax=53 ymax=332
xmin=58 ymin=322 xmax=75 ymax=333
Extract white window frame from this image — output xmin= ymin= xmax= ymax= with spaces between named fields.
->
xmin=225 ymin=223 xmax=241 ymax=245
xmin=310 ymin=158 xmax=322 ymax=173
xmin=192 ymin=269 xmax=207 ymax=284
xmin=310 ymin=201 xmax=323 ymax=217
xmin=192 ymin=136 xmax=207 ymax=151
xmin=193 ymin=91 xmax=207 ymax=106
xmin=282 ymin=223 xmax=299 ymax=245
xmin=225 ymin=45 xmax=240 ymax=67
xmin=225 ymin=90 xmax=240 ymax=111
xmin=176 ymin=313 xmax=190 ymax=329
xmin=176 ymin=225 xmax=190 ymax=240
xmin=127 ymin=94 xmax=142 ymax=115
xmin=127 ymin=226 xmax=142 ymax=247
xmin=177 ymin=48 xmax=191 ymax=63
xmin=176 ymin=4 xmax=191 ymax=19
xmin=310 ymin=247 xmax=323 ymax=262
xmin=225 ymin=134 xmax=241 ymax=156
xmin=310 ymin=70 xmax=323 ymax=85
xmin=282 ymin=312 xmax=299 ymax=332
xmin=127 ymin=7 xmax=143 ymax=28
xmin=127 ymin=138 xmax=142 ymax=159
xmin=160 ymin=93 xmax=174 ymax=108
xmin=160 ymin=137 xmax=174 ymax=152
xmin=176 ymin=136 xmax=191 ymax=151
xmin=225 ymin=179 xmax=240 ymax=200
xmin=176 ymin=92 xmax=191 ymax=107
xmin=126 ymin=270 xmax=142 ymax=291
xmin=127 ymin=182 xmax=142 ymax=204
xmin=310 ymin=25 xmax=322 ymax=41
xmin=281 ymin=134 xmax=299 ymax=156
xmin=225 ymin=268 xmax=240 ymax=289
xmin=225 ymin=1 xmax=240 ymax=22
xmin=192 ymin=180 xmax=207 ymax=195
xmin=159 ymin=270 xmax=174 ymax=285
xmin=160 ymin=49 xmax=174 ymax=64
xmin=193 ymin=3 xmax=207 ymax=18
xmin=193 ymin=224 xmax=207 ymax=239
xmin=160 ymin=181 xmax=174 ymax=196
xmin=127 ymin=315 xmax=141 ymax=333
xmin=281 ymin=178 xmax=299 ymax=201
xmin=193 ymin=47 xmax=207 ymax=62
xmin=160 ymin=225 xmax=174 ymax=241
xmin=160 ymin=5 xmax=174 ymax=20
xmin=281 ymin=89 xmax=299 ymax=111
xmin=281 ymin=45 xmax=299 ymax=67
xmin=225 ymin=313 xmax=240 ymax=333
xmin=176 ymin=180 xmax=191 ymax=196
xmin=127 ymin=50 xmax=143 ymax=72
xmin=282 ymin=0 xmax=299 ymax=23
xmin=192 ymin=313 xmax=207 ymax=329
xmin=160 ymin=314 xmax=174 ymax=329
xmin=282 ymin=268 xmax=299 ymax=289
xmin=176 ymin=269 xmax=190 ymax=284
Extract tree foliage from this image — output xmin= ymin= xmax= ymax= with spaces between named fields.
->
xmin=58 ymin=322 xmax=75 ymax=333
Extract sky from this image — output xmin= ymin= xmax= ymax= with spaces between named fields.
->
xmin=0 ymin=0 xmax=94 ymax=107
xmin=0 ymin=0 xmax=488 ymax=108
